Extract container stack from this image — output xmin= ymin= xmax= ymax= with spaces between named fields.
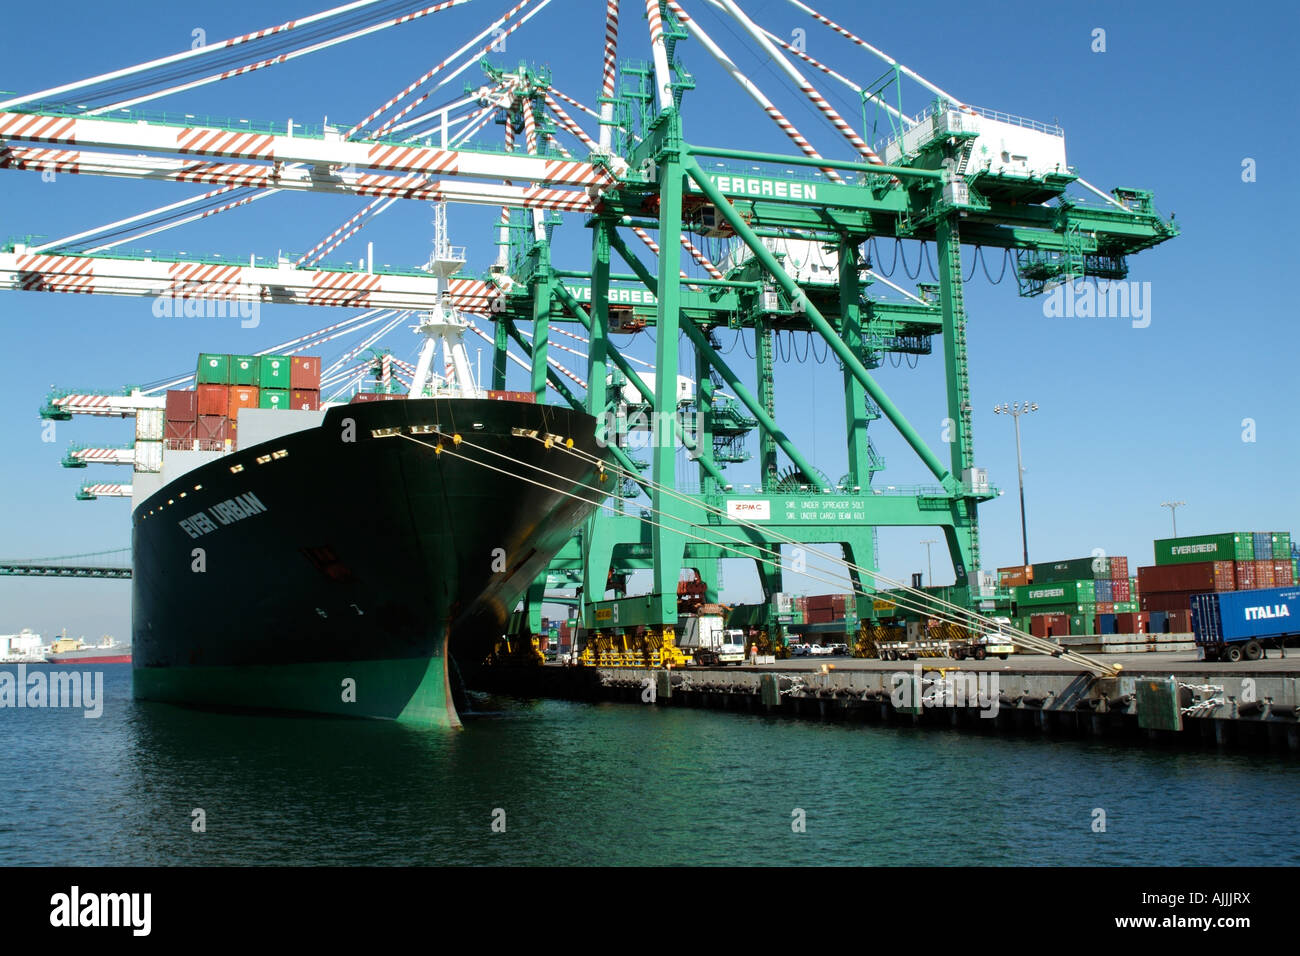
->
xmin=1012 ymin=554 xmax=1133 ymax=635
xmin=1138 ymin=531 xmax=1293 ymax=630
xmin=165 ymin=353 xmax=321 ymax=451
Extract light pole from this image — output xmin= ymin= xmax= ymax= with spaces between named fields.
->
xmin=920 ymin=538 xmax=937 ymax=586
xmin=993 ymin=401 xmax=1038 ymax=567
xmin=1161 ymin=500 xmax=1186 ymax=537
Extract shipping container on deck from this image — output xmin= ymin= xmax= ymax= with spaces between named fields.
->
xmin=1235 ymin=562 xmax=1257 ymax=590
xmin=1138 ymin=560 xmax=1236 ymax=594
xmin=259 ymin=389 xmax=289 ymax=410
xmin=290 ymin=389 xmax=321 ymax=410
xmin=197 ymin=416 xmax=228 ymax=441
xmin=1275 ymin=561 xmax=1295 ymax=587
xmin=164 ymin=419 xmax=196 ymax=443
xmin=196 ymin=353 xmax=230 ymax=385
xmin=135 ymin=408 xmax=163 ymax=442
xmin=165 ymin=389 xmax=197 ymax=422
xmin=1114 ymin=579 xmax=1132 ymax=602
xmin=291 ymin=355 xmax=321 ymax=390
xmin=228 ymin=386 xmax=259 ymax=419
xmin=1168 ymin=609 xmax=1191 ymax=633
xmin=230 ymin=355 xmax=259 ymax=386
xmin=486 ymin=390 xmax=538 ymax=403
xmin=1110 ymin=556 xmax=1129 ymax=579
xmin=259 ymin=355 xmax=291 ymax=389
xmin=349 ymin=392 xmax=404 ymax=403
xmin=1154 ymin=532 xmax=1254 ymax=565
xmin=1096 ymin=613 xmax=1117 ymax=635
xmin=1148 ymin=611 xmax=1169 ymax=634
xmin=1095 ymin=601 xmax=1114 ymax=614
xmin=196 ymin=384 xmax=229 ymax=417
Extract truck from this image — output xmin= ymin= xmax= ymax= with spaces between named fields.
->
xmin=1191 ymin=586 xmax=1300 ymax=662
xmin=950 ymin=617 xmax=1017 ymax=661
xmin=678 ymin=606 xmax=746 ymax=665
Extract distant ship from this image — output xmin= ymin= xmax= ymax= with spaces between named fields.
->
xmin=45 ymin=635 xmax=132 ymax=664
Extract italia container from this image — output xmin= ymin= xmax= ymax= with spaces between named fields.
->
xmin=1154 ymin=533 xmax=1254 ymax=565
xmin=1190 ymin=586 xmax=1300 ymax=660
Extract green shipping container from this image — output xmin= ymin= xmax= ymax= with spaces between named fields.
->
xmin=259 ymin=389 xmax=289 ymax=410
xmin=230 ymin=355 xmax=259 ymax=386
xmin=196 ymin=353 xmax=229 ymax=384
xmin=1070 ymin=615 xmax=1095 ymax=636
xmin=1154 ymin=533 xmax=1253 ymax=565
xmin=1017 ymin=580 xmax=1096 ymax=606
xmin=1033 ymin=556 xmax=1110 ymax=583
xmin=1274 ymin=532 xmax=1292 ymax=557
xmin=259 ymin=355 xmax=291 ymax=388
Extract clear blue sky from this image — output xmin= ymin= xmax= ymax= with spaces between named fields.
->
xmin=0 ymin=0 xmax=1294 ymax=639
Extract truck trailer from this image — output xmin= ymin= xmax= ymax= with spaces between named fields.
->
xmin=1190 ymin=586 xmax=1299 ymax=662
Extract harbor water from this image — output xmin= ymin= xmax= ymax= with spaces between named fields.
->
xmin=2 ymin=663 xmax=1298 ymax=866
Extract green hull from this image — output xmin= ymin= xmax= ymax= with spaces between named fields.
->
xmin=134 ymin=652 xmax=460 ymax=729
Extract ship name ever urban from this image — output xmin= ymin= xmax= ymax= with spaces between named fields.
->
xmin=177 ymin=492 xmax=269 ymax=538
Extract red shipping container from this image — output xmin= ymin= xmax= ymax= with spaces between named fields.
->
xmin=1114 ymin=581 xmax=1132 ymax=602
xmin=197 ymin=384 xmax=229 ymax=417
xmin=164 ymin=419 xmax=196 ymax=442
xmin=1138 ymin=561 xmax=1235 ymax=594
xmin=808 ymin=594 xmax=835 ymax=611
xmin=1255 ymin=559 xmax=1276 ymax=588
xmin=1096 ymin=601 xmax=1114 ymax=614
xmin=486 ymin=390 xmax=538 ymax=403
xmin=1234 ymin=562 xmax=1256 ymax=589
xmin=1115 ymin=612 xmax=1149 ymax=634
xmin=291 ymin=355 xmax=321 ymax=390
xmin=228 ymin=386 xmax=258 ymax=419
xmin=1168 ymin=609 xmax=1192 ymax=633
xmin=197 ymin=415 xmax=228 ymax=441
xmin=290 ymin=389 xmax=320 ymax=411
xmin=1140 ymin=591 xmax=1196 ymax=613
xmin=1110 ymin=556 xmax=1129 ymax=579
xmin=165 ymin=389 xmax=197 ymax=422
xmin=1046 ymin=613 xmax=1069 ymax=638
xmin=1275 ymin=561 xmax=1295 ymax=587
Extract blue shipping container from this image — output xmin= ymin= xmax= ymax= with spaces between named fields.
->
xmin=1190 ymin=586 xmax=1300 ymax=645
xmin=1148 ymin=610 xmax=1169 ymax=634
xmin=1096 ymin=613 xmax=1117 ymax=635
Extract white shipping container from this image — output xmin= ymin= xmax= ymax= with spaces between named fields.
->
xmin=136 ymin=408 xmax=164 ymax=441
xmin=133 ymin=440 xmax=163 ymax=473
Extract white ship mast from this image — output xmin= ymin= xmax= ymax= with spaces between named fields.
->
xmin=407 ymin=202 xmax=484 ymax=399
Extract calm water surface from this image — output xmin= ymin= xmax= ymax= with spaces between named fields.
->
xmin=2 ymin=663 xmax=1297 ymax=865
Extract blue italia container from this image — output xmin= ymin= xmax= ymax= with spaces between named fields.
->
xmin=1190 ymin=586 xmax=1300 ymax=648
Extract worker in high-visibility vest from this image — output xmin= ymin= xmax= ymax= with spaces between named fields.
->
xmin=750 ymin=643 xmax=758 ymax=665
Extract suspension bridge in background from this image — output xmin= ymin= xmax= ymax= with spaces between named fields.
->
xmin=0 ymin=548 xmax=132 ymax=579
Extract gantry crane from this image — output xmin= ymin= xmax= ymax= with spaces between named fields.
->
xmin=0 ymin=0 xmax=1175 ymax=674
